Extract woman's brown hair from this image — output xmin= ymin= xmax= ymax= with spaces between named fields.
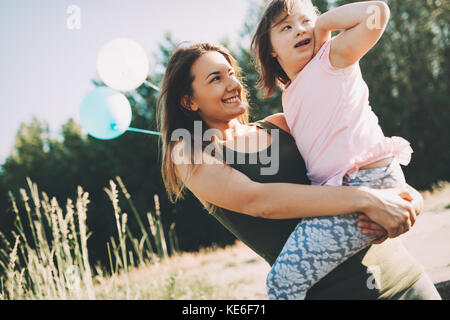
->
xmin=157 ymin=42 xmax=249 ymax=213
xmin=250 ymin=0 xmax=320 ymax=98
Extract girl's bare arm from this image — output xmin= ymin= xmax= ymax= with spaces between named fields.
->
xmin=314 ymin=1 xmax=390 ymax=68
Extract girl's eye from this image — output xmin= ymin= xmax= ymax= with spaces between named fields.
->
xmin=211 ymin=76 xmax=220 ymax=83
xmin=281 ymin=25 xmax=291 ymax=31
xmin=303 ymin=19 xmax=311 ymax=24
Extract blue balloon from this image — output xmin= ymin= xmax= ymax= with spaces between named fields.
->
xmin=79 ymin=87 xmax=132 ymax=140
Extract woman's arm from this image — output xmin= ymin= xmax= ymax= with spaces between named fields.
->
xmin=174 ymin=140 xmax=415 ymax=238
xmin=263 ymin=113 xmax=420 ymax=239
xmin=314 ymin=1 xmax=390 ymax=68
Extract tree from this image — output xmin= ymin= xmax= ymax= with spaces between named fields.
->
xmin=336 ymin=0 xmax=450 ymax=188
xmin=0 ymin=35 xmax=238 ymax=267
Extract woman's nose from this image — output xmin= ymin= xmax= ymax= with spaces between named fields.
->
xmin=227 ymin=76 xmax=241 ymax=92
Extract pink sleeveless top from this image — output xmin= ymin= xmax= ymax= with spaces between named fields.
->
xmin=282 ymin=38 xmax=412 ymax=186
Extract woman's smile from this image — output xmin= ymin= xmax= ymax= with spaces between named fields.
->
xmin=222 ymin=94 xmax=241 ymax=105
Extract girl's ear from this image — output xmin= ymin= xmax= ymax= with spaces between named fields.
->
xmin=181 ymin=95 xmax=198 ymax=111
xmin=271 ymin=51 xmax=278 ymax=58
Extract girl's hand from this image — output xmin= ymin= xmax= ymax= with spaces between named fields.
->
xmin=360 ymin=186 xmax=417 ymax=238
xmin=403 ymin=184 xmax=424 ymax=217
xmin=357 ymin=214 xmax=388 ymax=244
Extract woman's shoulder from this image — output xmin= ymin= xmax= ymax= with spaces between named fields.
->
xmin=258 ymin=113 xmax=291 ymax=135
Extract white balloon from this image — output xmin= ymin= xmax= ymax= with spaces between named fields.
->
xmin=97 ymin=38 xmax=149 ymax=92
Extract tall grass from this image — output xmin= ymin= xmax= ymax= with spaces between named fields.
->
xmin=0 ymin=177 xmax=178 ymax=300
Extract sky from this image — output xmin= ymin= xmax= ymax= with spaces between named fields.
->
xmin=0 ymin=0 xmax=252 ymax=164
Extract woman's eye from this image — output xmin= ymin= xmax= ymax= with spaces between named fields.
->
xmin=303 ymin=19 xmax=311 ymax=24
xmin=282 ymin=25 xmax=291 ymax=31
xmin=211 ymin=76 xmax=220 ymax=82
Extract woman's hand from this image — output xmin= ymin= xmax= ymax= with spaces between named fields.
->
xmin=360 ymin=186 xmax=418 ymax=238
xmin=357 ymin=214 xmax=388 ymax=244
xmin=358 ymin=184 xmax=423 ymax=243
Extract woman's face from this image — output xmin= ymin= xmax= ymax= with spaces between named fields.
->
xmin=187 ymin=51 xmax=246 ymax=125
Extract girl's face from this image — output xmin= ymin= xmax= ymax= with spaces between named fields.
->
xmin=187 ymin=51 xmax=246 ymax=125
xmin=270 ymin=2 xmax=317 ymax=80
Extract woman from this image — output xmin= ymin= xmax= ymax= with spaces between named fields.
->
xmin=156 ymin=42 xmax=441 ymax=299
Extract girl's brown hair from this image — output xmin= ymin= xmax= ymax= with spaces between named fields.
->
xmin=251 ymin=0 xmax=320 ymax=98
xmin=157 ymin=42 xmax=249 ymax=213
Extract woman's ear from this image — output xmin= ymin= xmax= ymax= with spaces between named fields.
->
xmin=181 ymin=95 xmax=198 ymax=111
xmin=181 ymin=95 xmax=192 ymax=110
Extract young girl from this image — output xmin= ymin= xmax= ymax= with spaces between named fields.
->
xmin=251 ymin=0 xmax=415 ymax=299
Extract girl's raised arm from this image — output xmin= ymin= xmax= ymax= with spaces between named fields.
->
xmin=315 ymin=1 xmax=390 ymax=68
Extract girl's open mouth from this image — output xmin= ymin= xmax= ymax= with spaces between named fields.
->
xmin=294 ymin=39 xmax=311 ymax=48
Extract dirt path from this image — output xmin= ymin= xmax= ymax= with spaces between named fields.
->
xmin=399 ymin=210 xmax=450 ymax=284
xmin=222 ymin=208 xmax=450 ymax=300
xmin=399 ymin=209 xmax=450 ymax=299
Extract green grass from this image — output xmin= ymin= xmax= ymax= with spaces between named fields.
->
xmin=90 ymin=242 xmax=269 ymax=300
xmin=0 ymin=177 xmax=270 ymax=300
xmin=422 ymin=181 xmax=450 ymax=212
xmin=0 ymin=177 xmax=179 ymax=300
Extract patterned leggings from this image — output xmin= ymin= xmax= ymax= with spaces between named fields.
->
xmin=266 ymin=160 xmax=407 ymax=300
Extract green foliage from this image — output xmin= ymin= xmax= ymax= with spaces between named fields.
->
xmin=0 ymin=35 xmax=236 ymax=268
xmin=336 ymin=0 xmax=450 ymax=188
xmin=313 ymin=0 xmax=330 ymax=13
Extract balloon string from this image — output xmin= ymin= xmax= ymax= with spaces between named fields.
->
xmin=123 ymin=81 xmax=160 ymax=136
xmin=127 ymin=127 xmax=161 ymax=136
xmin=143 ymin=80 xmax=160 ymax=92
